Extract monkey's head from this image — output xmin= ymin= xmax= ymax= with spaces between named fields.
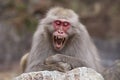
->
xmin=41 ymin=7 xmax=80 ymax=51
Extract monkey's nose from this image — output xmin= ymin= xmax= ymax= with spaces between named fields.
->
xmin=58 ymin=30 xmax=64 ymax=34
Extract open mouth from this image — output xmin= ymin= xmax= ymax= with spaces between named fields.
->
xmin=53 ymin=35 xmax=66 ymax=50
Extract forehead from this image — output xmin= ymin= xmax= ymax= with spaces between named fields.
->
xmin=54 ymin=19 xmax=69 ymax=22
xmin=48 ymin=8 xmax=77 ymax=19
xmin=54 ymin=10 xmax=71 ymax=19
xmin=46 ymin=7 xmax=79 ymax=24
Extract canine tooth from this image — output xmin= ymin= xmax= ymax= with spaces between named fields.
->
xmin=55 ymin=36 xmax=57 ymax=39
xmin=62 ymin=38 xmax=64 ymax=41
xmin=63 ymin=38 xmax=65 ymax=42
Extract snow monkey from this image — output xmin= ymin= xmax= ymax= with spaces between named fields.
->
xmin=22 ymin=7 xmax=102 ymax=73
xmin=21 ymin=7 xmax=120 ymax=80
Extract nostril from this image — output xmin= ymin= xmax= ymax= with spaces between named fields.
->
xmin=61 ymin=32 xmax=63 ymax=34
xmin=57 ymin=30 xmax=64 ymax=34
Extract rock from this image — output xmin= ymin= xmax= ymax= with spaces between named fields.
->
xmin=103 ymin=60 xmax=120 ymax=80
xmin=14 ymin=67 xmax=104 ymax=80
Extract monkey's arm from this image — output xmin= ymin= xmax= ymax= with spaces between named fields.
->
xmin=22 ymin=54 xmax=87 ymax=72
xmin=24 ymin=54 xmax=71 ymax=72
xmin=27 ymin=63 xmax=66 ymax=72
xmin=45 ymin=54 xmax=88 ymax=69
xmin=21 ymin=53 xmax=68 ymax=72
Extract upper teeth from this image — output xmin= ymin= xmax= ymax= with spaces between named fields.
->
xmin=58 ymin=36 xmax=62 ymax=39
xmin=54 ymin=36 xmax=65 ymax=41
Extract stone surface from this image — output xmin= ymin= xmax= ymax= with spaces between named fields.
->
xmin=14 ymin=67 xmax=104 ymax=80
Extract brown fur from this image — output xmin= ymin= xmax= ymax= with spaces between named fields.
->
xmin=20 ymin=53 xmax=28 ymax=72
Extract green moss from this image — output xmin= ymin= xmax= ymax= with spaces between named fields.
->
xmin=110 ymin=5 xmax=120 ymax=15
xmin=16 ymin=3 xmax=27 ymax=11
xmin=24 ymin=17 xmax=38 ymax=33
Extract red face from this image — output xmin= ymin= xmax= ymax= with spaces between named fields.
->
xmin=52 ymin=20 xmax=71 ymax=50
xmin=53 ymin=20 xmax=70 ymax=32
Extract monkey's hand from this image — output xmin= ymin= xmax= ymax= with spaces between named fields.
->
xmin=49 ymin=62 xmax=71 ymax=72
xmin=45 ymin=54 xmax=87 ymax=70
xmin=57 ymin=62 xmax=72 ymax=72
xmin=45 ymin=55 xmax=72 ymax=72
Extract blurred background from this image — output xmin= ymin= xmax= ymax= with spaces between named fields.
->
xmin=0 ymin=0 xmax=120 ymax=80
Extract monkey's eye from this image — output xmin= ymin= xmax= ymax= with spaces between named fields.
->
xmin=54 ymin=20 xmax=62 ymax=26
xmin=63 ymin=22 xmax=70 ymax=27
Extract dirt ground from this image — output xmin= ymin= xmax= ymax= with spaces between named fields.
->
xmin=0 ymin=63 xmax=21 ymax=80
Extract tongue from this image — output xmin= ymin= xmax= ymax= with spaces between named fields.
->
xmin=57 ymin=39 xmax=62 ymax=44
xmin=56 ymin=42 xmax=62 ymax=49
